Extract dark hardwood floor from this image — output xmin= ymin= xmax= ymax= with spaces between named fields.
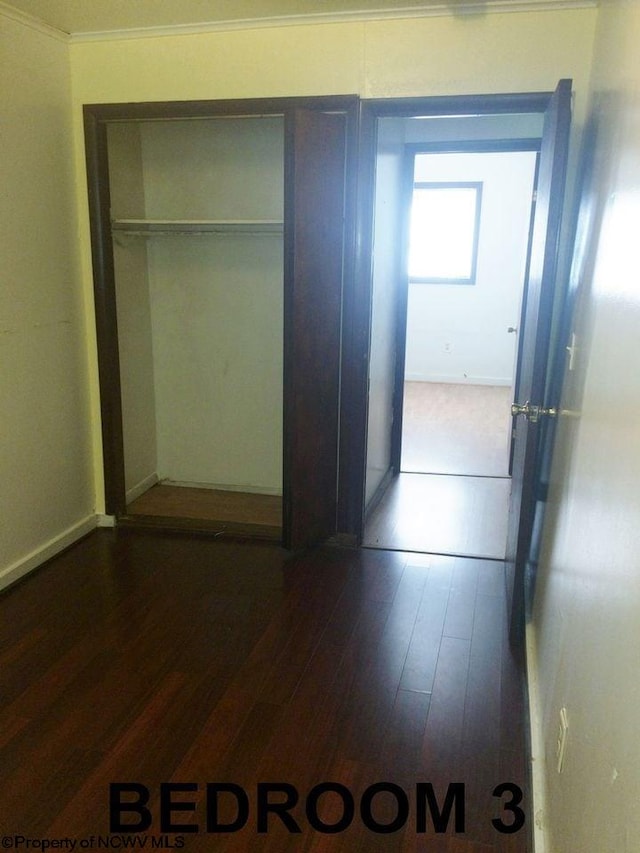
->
xmin=0 ymin=530 xmax=529 ymax=851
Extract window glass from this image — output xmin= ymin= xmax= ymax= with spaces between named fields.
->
xmin=408 ymin=183 xmax=482 ymax=283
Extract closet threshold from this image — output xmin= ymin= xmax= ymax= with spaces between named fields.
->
xmin=111 ymin=218 xmax=284 ymax=235
xmin=117 ymin=513 xmax=282 ymax=542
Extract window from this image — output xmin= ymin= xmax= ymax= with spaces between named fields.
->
xmin=407 ymin=182 xmax=482 ymax=284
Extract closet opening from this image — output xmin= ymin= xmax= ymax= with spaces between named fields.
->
xmin=107 ymin=115 xmax=285 ymax=539
xmin=84 ymin=95 xmax=358 ymax=548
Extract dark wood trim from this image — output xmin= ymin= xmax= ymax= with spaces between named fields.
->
xmin=282 ymin=107 xmax=352 ymax=549
xmin=281 ymin=110 xmax=296 ymax=546
xmin=83 ymin=94 xmax=359 ymax=123
xmin=336 ymin=101 xmax=361 ymax=537
xmin=83 ymin=109 xmax=126 ymax=516
xmin=363 ymin=91 xmax=553 ymax=118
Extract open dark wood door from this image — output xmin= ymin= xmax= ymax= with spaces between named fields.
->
xmin=506 ymin=79 xmax=572 ymax=644
xmin=282 ymin=108 xmax=347 ymax=550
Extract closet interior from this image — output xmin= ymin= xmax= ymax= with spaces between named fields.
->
xmin=107 ymin=115 xmax=285 ymax=539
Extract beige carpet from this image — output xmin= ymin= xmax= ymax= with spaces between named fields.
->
xmin=401 ymin=381 xmax=513 ymax=477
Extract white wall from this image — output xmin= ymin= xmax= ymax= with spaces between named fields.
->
xmin=403 ymin=113 xmax=544 ymax=145
xmin=365 ymin=118 xmax=405 ymax=506
xmin=0 ymin=12 xmax=94 ymax=589
xmin=531 ymin=2 xmax=640 ymax=851
xmin=404 ymin=150 xmax=537 ymax=385
xmin=108 ymin=123 xmax=158 ymax=500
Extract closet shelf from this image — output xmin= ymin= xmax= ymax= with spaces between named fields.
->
xmin=111 ymin=218 xmax=284 ymax=236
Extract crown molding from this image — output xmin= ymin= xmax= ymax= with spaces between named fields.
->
xmin=0 ymin=1 xmax=68 ymax=41
xmin=1 ymin=1 xmax=597 ymax=45
xmin=71 ymin=1 xmax=597 ymax=43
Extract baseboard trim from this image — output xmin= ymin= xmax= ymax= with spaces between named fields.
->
xmin=365 ymin=467 xmax=395 ymax=519
xmin=0 ymin=514 xmax=99 ymax=593
xmin=126 ymin=472 xmax=159 ymax=504
xmin=161 ymin=479 xmax=283 ymax=497
xmin=526 ymin=621 xmax=549 ymax=853
xmin=404 ymin=374 xmax=512 ymax=386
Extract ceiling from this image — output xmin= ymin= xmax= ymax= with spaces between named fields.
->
xmin=2 ymin=0 xmax=594 ymax=37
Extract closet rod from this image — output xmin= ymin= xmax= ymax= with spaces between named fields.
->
xmin=111 ymin=218 xmax=284 ymax=236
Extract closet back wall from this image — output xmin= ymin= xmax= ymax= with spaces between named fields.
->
xmin=108 ymin=123 xmax=157 ymax=500
xmin=110 ymin=117 xmax=284 ymax=500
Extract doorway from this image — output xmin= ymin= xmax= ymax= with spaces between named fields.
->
xmin=363 ymin=116 xmax=541 ymax=559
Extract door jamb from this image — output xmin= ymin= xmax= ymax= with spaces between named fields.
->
xmin=345 ymin=92 xmax=555 ymax=543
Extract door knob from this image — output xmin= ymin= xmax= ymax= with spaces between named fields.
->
xmin=507 ymin=326 xmax=518 ymax=333
xmin=511 ymin=401 xmax=557 ymax=423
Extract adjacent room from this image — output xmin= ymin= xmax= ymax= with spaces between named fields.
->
xmin=364 ymin=123 xmax=539 ymax=559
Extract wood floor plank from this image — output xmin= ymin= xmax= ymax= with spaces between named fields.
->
xmin=379 ymin=688 xmax=432 ymax=781
xmin=419 ymin=635 xmax=471 ymax=795
xmin=128 ymin=484 xmax=282 ymax=528
xmin=399 ymin=557 xmax=453 ymax=694
xmin=0 ymin=531 xmax=529 ymax=851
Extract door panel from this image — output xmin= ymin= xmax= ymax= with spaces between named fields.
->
xmin=506 ymin=79 xmax=573 ymax=643
xmin=283 ymin=109 xmax=347 ymax=550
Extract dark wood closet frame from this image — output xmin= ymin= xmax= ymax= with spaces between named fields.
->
xmin=343 ymin=91 xmax=554 ymax=542
xmin=83 ymin=94 xmax=360 ymax=544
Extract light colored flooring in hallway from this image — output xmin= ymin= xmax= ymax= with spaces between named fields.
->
xmin=363 ymin=472 xmax=510 ymax=559
xmin=365 ymin=382 xmax=513 ymax=558
xmin=401 ymin=381 xmax=513 ymax=477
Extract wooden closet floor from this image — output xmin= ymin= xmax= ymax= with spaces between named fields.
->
xmin=127 ymin=484 xmax=282 ymax=536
